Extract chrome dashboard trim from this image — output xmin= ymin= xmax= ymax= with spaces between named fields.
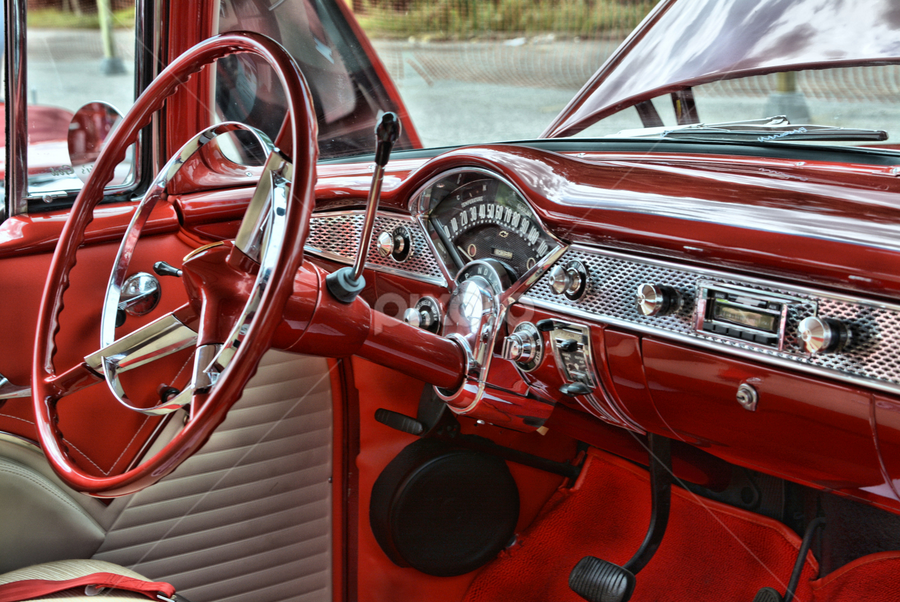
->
xmin=546 ymin=319 xmax=642 ymax=431
xmin=558 ymin=178 xmax=900 ymax=255
xmin=522 ymin=244 xmax=900 ymax=397
xmin=306 ymin=211 xmax=448 ymax=287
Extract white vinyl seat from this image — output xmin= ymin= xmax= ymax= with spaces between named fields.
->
xmin=0 ymin=559 xmax=177 ymax=601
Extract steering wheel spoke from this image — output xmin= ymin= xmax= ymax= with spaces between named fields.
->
xmin=85 ymin=310 xmax=199 ymax=415
xmin=233 ymin=149 xmax=293 ymax=264
xmin=43 ymin=362 xmax=104 ymax=400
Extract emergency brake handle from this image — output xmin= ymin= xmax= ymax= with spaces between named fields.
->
xmin=325 ymin=111 xmax=401 ymax=303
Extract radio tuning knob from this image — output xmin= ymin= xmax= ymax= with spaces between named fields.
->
xmin=636 ymin=283 xmax=682 ymax=317
xmin=798 ymin=316 xmax=851 ymax=354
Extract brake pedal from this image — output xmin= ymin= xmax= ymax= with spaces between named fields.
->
xmin=569 ymin=556 xmax=635 ymax=602
xmin=752 ymin=587 xmax=783 ymax=602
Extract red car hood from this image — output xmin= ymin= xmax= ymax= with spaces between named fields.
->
xmin=542 ymin=0 xmax=900 ymax=138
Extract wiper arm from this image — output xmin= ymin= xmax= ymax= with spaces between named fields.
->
xmin=611 ymin=116 xmax=888 ymax=143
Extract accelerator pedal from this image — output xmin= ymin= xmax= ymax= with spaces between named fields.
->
xmin=569 ymin=556 xmax=635 ymax=602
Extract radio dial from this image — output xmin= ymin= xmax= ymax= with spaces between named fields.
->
xmin=636 ymin=283 xmax=682 ymax=317
xmin=798 ymin=316 xmax=851 ymax=354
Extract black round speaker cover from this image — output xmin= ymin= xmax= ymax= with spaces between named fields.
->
xmin=370 ymin=437 xmax=520 ymax=577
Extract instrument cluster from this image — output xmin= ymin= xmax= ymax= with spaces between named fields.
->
xmin=414 ymin=169 xmax=559 ymax=288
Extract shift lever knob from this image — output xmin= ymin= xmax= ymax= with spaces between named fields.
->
xmin=374 ymin=112 xmax=401 ymax=167
xmin=326 ymin=112 xmax=403 ymax=303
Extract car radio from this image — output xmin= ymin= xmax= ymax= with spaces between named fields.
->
xmin=694 ymin=282 xmax=801 ymax=351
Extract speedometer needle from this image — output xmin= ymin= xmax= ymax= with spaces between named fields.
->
xmin=457 ymin=245 xmax=474 ymax=260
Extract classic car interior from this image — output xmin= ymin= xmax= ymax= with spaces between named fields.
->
xmin=2 ymin=0 xmax=900 ymax=601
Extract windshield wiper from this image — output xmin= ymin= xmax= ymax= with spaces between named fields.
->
xmin=610 ymin=116 xmax=888 ymax=143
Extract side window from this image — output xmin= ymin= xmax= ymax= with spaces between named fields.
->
xmin=21 ymin=0 xmax=138 ymax=205
xmin=215 ymin=0 xmax=419 ymax=161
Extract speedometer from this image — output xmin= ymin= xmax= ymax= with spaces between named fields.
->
xmin=428 ymin=177 xmax=555 ymax=279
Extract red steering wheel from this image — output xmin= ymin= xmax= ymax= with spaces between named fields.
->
xmin=32 ymin=32 xmax=318 ymax=496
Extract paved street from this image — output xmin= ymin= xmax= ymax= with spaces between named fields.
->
xmin=27 ymin=29 xmax=136 ymax=113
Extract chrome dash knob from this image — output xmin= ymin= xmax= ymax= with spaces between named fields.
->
xmin=549 ymin=261 xmax=588 ymax=300
xmin=502 ymin=322 xmax=542 ymax=371
xmin=636 ymin=284 xmax=682 ymax=317
xmin=377 ymin=231 xmax=395 ymax=257
xmin=403 ymin=297 xmax=441 ymax=333
xmin=798 ymin=316 xmax=851 ymax=354
xmin=403 ymin=308 xmax=427 ymax=329
xmin=502 ymin=333 xmax=533 ymax=363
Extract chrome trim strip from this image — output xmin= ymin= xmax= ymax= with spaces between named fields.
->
xmin=561 ymin=245 xmax=900 ymax=315
xmin=558 ymin=178 xmax=900 ymax=255
xmin=522 ymin=243 xmax=900 ymax=396
xmin=414 ymin=214 xmax=458 ymax=288
xmin=5 ymin=0 xmax=27 ymax=217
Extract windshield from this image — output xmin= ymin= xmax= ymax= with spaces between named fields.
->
xmin=215 ymin=0 xmax=656 ymax=153
xmin=574 ymin=67 xmax=900 ymax=147
xmin=215 ymin=0 xmax=900 ymax=157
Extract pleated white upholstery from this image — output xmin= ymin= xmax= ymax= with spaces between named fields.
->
xmin=0 ymin=559 xmax=156 ymax=600
xmin=94 ymin=351 xmax=334 ymax=602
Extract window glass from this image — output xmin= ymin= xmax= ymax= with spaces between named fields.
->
xmin=216 ymin=0 xmax=419 ymax=160
xmin=576 ymin=66 xmax=900 ymax=149
xmin=215 ymin=0 xmax=656 ymax=153
xmin=347 ymin=0 xmax=655 ymax=147
xmin=25 ymin=0 xmax=137 ymax=196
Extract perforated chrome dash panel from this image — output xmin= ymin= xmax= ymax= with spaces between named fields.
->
xmin=306 ymin=211 xmax=446 ymax=286
xmin=523 ymin=245 xmax=900 ymax=394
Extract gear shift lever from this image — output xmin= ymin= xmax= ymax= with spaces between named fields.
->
xmin=326 ymin=111 xmax=401 ymax=303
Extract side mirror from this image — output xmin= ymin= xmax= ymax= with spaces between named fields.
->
xmin=67 ymin=101 xmax=133 ymax=186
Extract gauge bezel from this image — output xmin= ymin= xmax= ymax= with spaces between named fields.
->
xmin=409 ymin=167 xmax=567 ymax=297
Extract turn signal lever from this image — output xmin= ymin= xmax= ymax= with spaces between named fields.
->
xmin=326 ymin=112 xmax=401 ymax=303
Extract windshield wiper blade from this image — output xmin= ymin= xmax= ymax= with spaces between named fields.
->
xmin=610 ymin=116 xmax=888 ymax=143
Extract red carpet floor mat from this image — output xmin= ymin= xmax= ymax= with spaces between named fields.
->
xmin=464 ymin=448 xmax=818 ymax=602
xmin=809 ymin=551 xmax=900 ymax=601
